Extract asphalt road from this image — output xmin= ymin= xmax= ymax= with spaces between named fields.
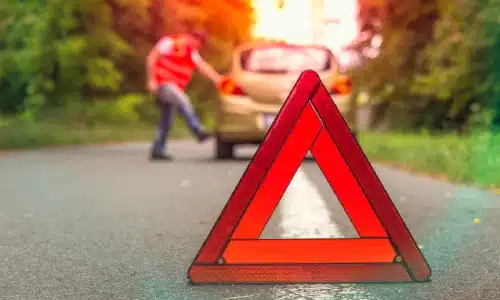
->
xmin=0 ymin=141 xmax=499 ymax=300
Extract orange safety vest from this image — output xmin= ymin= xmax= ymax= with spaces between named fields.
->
xmin=154 ymin=34 xmax=198 ymax=90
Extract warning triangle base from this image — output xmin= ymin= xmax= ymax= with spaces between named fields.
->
xmin=189 ymin=263 xmax=413 ymax=284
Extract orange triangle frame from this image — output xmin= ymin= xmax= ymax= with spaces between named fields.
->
xmin=188 ymin=70 xmax=431 ymax=284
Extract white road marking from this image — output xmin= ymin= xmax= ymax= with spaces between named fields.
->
xmin=274 ymin=166 xmax=373 ymax=300
xmin=279 ymin=167 xmax=343 ymax=239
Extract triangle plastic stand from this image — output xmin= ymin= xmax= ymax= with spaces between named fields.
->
xmin=188 ymin=70 xmax=431 ymax=284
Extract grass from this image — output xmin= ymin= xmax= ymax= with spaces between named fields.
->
xmin=0 ymin=119 xmax=189 ymax=151
xmin=1 ymin=118 xmax=499 ymax=189
xmin=358 ymin=132 xmax=500 ymax=189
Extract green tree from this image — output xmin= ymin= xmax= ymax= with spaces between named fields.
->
xmin=352 ymin=0 xmax=500 ymax=132
xmin=411 ymin=0 xmax=500 ymax=132
xmin=350 ymin=0 xmax=440 ymax=130
xmin=477 ymin=0 xmax=500 ymax=132
xmin=0 ymin=0 xmax=132 ymax=115
xmin=0 ymin=0 xmax=255 ymax=126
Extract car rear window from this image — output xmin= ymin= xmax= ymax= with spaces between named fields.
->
xmin=240 ymin=45 xmax=333 ymax=73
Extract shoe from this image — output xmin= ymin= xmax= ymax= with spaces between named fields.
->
xmin=197 ymin=131 xmax=213 ymax=143
xmin=150 ymin=152 xmax=173 ymax=161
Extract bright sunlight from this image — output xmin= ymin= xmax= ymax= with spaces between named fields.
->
xmin=251 ymin=0 xmax=358 ymax=52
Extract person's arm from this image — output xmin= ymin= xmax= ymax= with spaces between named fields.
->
xmin=146 ymin=48 xmax=160 ymax=87
xmin=191 ymin=51 xmax=222 ymax=85
xmin=146 ymin=37 xmax=174 ymax=91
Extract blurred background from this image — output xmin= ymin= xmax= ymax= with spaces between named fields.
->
xmin=1 ymin=3 xmax=500 ymax=299
xmin=0 ymin=0 xmax=499 ymax=187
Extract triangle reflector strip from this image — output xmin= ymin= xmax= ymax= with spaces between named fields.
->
xmin=188 ymin=70 xmax=431 ymax=284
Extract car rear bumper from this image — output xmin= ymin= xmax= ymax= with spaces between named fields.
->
xmin=216 ymin=94 xmax=351 ymax=144
xmin=215 ymin=95 xmax=279 ymax=143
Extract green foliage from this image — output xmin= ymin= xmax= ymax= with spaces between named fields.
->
xmin=83 ymin=94 xmax=144 ymax=126
xmin=350 ymin=0 xmax=439 ymax=130
xmin=0 ymin=0 xmax=132 ymax=115
xmin=352 ymin=0 xmax=500 ymax=132
xmin=0 ymin=119 xmax=158 ymax=150
xmin=0 ymin=0 xmax=253 ymax=128
xmin=478 ymin=0 xmax=500 ymax=132
xmin=0 ymin=0 xmax=253 ymax=150
xmin=410 ymin=0 xmax=495 ymax=131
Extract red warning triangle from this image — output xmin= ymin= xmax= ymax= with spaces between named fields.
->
xmin=188 ymin=70 xmax=431 ymax=284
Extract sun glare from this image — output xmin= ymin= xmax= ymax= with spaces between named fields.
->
xmin=251 ymin=0 xmax=314 ymax=44
xmin=251 ymin=0 xmax=359 ymax=56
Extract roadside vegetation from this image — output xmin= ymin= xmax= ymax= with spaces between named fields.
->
xmin=359 ymin=132 xmax=500 ymax=189
xmin=1 ymin=0 xmax=499 ymax=188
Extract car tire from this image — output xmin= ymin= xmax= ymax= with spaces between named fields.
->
xmin=215 ymin=138 xmax=234 ymax=160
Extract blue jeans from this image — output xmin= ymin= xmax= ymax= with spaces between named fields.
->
xmin=151 ymin=84 xmax=204 ymax=154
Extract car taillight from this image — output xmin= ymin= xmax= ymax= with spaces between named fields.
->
xmin=331 ymin=75 xmax=353 ymax=95
xmin=218 ymin=77 xmax=246 ymax=96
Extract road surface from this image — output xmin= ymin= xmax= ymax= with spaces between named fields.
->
xmin=0 ymin=141 xmax=499 ymax=299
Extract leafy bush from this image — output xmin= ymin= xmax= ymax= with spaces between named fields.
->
xmin=351 ymin=0 xmax=500 ymax=132
xmin=83 ymin=94 xmax=144 ymax=126
xmin=0 ymin=0 xmax=132 ymax=114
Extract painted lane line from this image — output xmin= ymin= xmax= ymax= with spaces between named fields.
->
xmin=279 ymin=167 xmax=343 ymax=239
xmin=274 ymin=167 xmax=374 ymax=300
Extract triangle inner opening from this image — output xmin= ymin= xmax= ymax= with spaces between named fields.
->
xmin=260 ymin=151 xmax=360 ymax=239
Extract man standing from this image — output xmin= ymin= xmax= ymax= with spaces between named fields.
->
xmin=146 ymin=30 xmax=222 ymax=161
